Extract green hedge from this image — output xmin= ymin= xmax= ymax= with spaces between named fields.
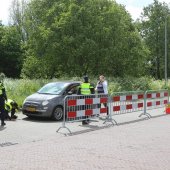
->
xmin=3 ymin=76 xmax=169 ymax=107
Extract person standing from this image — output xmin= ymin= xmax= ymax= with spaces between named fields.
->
xmin=95 ymin=75 xmax=108 ymax=95
xmin=95 ymin=75 xmax=108 ymax=114
xmin=0 ymin=73 xmax=7 ymax=126
xmin=78 ymin=75 xmax=95 ymax=125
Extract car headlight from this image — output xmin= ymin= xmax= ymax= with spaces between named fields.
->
xmin=42 ymin=100 xmax=49 ymax=106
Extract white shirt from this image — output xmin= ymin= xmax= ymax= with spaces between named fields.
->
xmin=102 ymin=80 xmax=108 ymax=94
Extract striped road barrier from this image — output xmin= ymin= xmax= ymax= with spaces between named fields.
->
xmin=57 ymin=94 xmax=108 ymax=133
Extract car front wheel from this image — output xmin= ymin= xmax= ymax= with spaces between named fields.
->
xmin=52 ymin=106 xmax=63 ymax=121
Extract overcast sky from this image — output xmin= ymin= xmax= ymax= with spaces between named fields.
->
xmin=0 ymin=0 xmax=170 ymax=25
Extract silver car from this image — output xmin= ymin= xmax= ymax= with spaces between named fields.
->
xmin=22 ymin=81 xmax=81 ymax=120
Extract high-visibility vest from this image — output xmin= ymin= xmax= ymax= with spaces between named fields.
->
xmin=5 ymin=99 xmax=13 ymax=111
xmin=80 ymin=83 xmax=92 ymax=95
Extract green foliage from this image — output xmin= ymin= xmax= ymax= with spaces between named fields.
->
xmin=138 ymin=0 xmax=170 ymax=79
xmin=20 ymin=0 xmax=148 ymax=78
xmin=0 ymin=25 xmax=23 ymax=77
xmin=4 ymin=76 xmax=168 ymax=107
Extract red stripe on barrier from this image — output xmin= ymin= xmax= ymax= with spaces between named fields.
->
xmin=126 ymin=95 xmax=132 ymax=100
xmin=138 ymin=94 xmax=144 ymax=99
xmin=147 ymin=102 xmax=152 ymax=107
xmin=113 ymin=96 xmax=120 ymax=101
xmin=138 ymin=103 xmax=143 ymax=108
xmin=113 ymin=106 xmax=120 ymax=111
xmin=147 ymin=94 xmax=152 ymax=98
xmin=85 ymin=98 xmax=93 ymax=105
xmin=68 ymin=99 xmax=77 ymax=106
xmin=164 ymin=100 xmax=168 ymax=104
xmin=126 ymin=104 xmax=132 ymax=110
xmin=85 ymin=109 xmax=93 ymax=116
xmin=100 ymin=108 xmax=107 ymax=113
xmin=100 ymin=97 xmax=107 ymax=103
xmin=67 ymin=111 xmax=76 ymax=118
xmin=164 ymin=92 xmax=168 ymax=97
xmin=156 ymin=101 xmax=160 ymax=105
xmin=156 ymin=93 xmax=160 ymax=98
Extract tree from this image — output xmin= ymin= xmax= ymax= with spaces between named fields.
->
xmin=9 ymin=0 xmax=28 ymax=42
xmin=0 ymin=24 xmax=23 ymax=77
xmin=139 ymin=0 xmax=170 ymax=79
xmin=21 ymin=0 xmax=149 ymax=78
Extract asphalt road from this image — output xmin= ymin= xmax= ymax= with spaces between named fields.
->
xmin=0 ymin=108 xmax=166 ymax=145
xmin=0 ymin=108 xmax=170 ymax=170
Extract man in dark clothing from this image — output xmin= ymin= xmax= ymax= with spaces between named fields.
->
xmin=0 ymin=73 xmax=7 ymax=126
xmin=78 ymin=75 xmax=95 ymax=125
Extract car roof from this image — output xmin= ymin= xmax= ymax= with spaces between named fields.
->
xmin=48 ymin=81 xmax=81 ymax=84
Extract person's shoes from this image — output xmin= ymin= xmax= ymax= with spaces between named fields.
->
xmin=1 ymin=122 xmax=6 ymax=126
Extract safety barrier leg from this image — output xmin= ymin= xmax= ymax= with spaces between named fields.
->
xmin=138 ymin=91 xmax=151 ymax=118
xmin=56 ymin=102 xmax=72 ymax=134
xmin=103 ymin=97 xmax=118 ymax=125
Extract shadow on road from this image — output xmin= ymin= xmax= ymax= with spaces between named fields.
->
xmin=0 ymin=126 xmax=7 ymax=131
xmin=22 ymin=116 xmax=62 ymax=123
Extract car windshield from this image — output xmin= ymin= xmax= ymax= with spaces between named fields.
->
xmin=38 ymin=82 xmax=69 ymax=95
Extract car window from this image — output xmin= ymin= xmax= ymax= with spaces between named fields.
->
xmin=38 ymin=82 xmax=70 ymax=95
xmin=66 ymin=84 xmax=80 ymax=95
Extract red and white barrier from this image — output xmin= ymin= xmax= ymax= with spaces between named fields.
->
xmin=146 ymin=91 xmax=168 ymax=109
xmin=66 ymin=95 xmax=108 ymax=120
xmin=111 ymin=92 xmax=144 ymax=114
xmin=57 ymin=90 xmax=169 ymax=133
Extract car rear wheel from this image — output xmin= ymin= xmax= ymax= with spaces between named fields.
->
xmin=52 ymin=106 xmax=63 ymax=121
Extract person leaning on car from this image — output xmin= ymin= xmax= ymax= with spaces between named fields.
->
xmin=77 ymin=75 xmax=95 ymax=125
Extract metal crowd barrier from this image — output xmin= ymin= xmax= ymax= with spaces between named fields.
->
xmin=57 ymin=89 xmax=169 ymax=134
xmin=110 ymin=91 xmax=144 ymax=114
xmin=139 ymin=89 xmax=169 ymax=118
xmin=57 ymin=94 xmax=108 ymax=133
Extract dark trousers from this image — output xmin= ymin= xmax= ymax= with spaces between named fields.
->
xmin=4 ymin=108 xmax=17 ymax=120
xmin=0 ymin=98 xmax=5 ymax=124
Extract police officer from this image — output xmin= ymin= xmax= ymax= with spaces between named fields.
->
xmin=78 ymin=75 xmax=95 ymax=125
xmin=5 ymin=99 xmax=18 ymax=120
xmin=0 ymin=73 xmax=7 ymax=126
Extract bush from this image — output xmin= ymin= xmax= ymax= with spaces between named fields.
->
xmin=3 ymin=76 xmax=169 ymax=107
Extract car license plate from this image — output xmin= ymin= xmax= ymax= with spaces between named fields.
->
xmin=26 ymin=107 xmax=36 ymax=112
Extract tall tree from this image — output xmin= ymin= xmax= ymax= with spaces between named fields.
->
xmin=139 ymin=0 xmax=170 ymax=79
xmin=9 ymin=0 xmax=28 ymax=42
xmin=21 ymin=0 xmax=149 ymax=78
xmin=0 ymin=24 xmax=23 ymax=77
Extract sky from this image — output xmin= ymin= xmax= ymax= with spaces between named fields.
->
xmin=0 ymin=0 xmax=170 ymax=25
xmin=116 ymin=0 xmax=170 ymax=20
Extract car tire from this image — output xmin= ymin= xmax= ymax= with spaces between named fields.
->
xmin=52 ymin=106 xmax=63 ymax=121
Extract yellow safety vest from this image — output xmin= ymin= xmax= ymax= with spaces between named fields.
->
xmin=80 ymin=83 xmax=92 ymax=95
xmin=5 ymin=99 xmax=13 ymax=111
